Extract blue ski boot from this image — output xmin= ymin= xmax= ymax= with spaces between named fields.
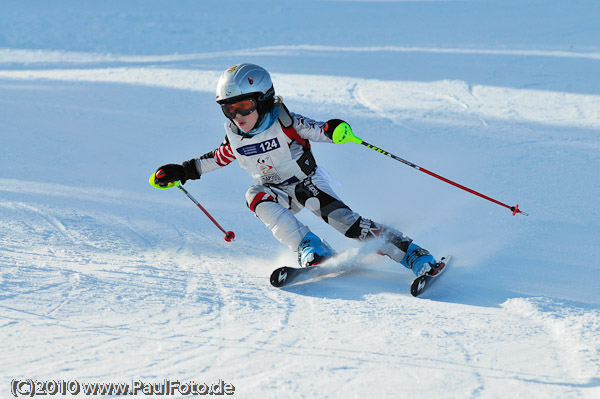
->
xmin=297 ymin=232 xmax=335 ymax=267
xmin=402 ymin=243 xmax=438 ymax=276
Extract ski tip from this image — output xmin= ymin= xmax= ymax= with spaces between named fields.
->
xmin=270 ymin=266 xmax=291 ymax=287
xmin=410 ymin=275 xmax=427 ymax=297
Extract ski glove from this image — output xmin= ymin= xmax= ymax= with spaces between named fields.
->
xmin=154 ymin=160 xmax=200 ymax=186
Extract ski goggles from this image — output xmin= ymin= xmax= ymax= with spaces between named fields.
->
xmin=220 ymin=98 xmax=257 ymax=119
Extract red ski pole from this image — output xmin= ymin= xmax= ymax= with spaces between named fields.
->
xmin=177 ymin=185 xmax=236 ymax=242
xmin=330 ymin=123 xmax=528 ymax=216
xmin=150 ymin=171 xmax=236 ymax=241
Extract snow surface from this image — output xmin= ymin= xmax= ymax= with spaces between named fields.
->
xmin=1 ymin=0 xmax=599 ymax=398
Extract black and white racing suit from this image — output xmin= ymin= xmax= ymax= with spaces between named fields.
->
xmin=190 ymin=109 xmax=412 ymax=261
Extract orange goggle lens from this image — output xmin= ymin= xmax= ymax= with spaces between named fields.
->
xmin=221 ymin=99 xmax=257 ymax=118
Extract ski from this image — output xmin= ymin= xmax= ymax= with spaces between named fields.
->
xmin=270 ymin=247 xmax=376 ymax=288
xmin=410 ymin=255 xmax=451 ymax=297
xmin=270 ymin=265 xmax=319 ymax=287
xmin=270 ymin=251 xmax=452 ymax=293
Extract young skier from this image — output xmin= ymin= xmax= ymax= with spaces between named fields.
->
xmin=153 ymin=63 xmax=440 ymax=277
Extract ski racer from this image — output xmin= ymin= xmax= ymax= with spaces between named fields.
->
xmin=153 ymin=63 xmax=440 ymax=276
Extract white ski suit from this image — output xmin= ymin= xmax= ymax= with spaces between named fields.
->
xmin=190 ymin=104 xmax=412 ymax=261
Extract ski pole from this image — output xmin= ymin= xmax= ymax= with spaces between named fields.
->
xmin=149 ymin=172 xmax=236 ymax=241
xmin=177 ymin=185 xmax=236 ymax=242
xmin=329 ymin=123 xmax=528 ymax=216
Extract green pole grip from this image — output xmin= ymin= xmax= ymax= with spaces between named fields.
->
xmin=332 ymin=122 xmax=363 ymax=145
xmin=149 ymin=172 xmax=181 ymax=190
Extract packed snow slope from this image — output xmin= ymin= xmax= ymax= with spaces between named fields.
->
xmin=1 ymin=1 xmax=599 ymax=398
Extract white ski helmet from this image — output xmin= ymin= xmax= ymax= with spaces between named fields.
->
xmin=215 ymin=63 xmax=275 ymax=114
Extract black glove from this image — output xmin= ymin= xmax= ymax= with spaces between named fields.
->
xmin=154 ymin=160 xmax=200 ymax=186
xmin=323 ymin=119 xmax=348 ymax=140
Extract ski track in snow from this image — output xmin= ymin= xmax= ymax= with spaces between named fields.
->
xmin=1 ymin=64 xmax=600 ymax=135
xmin=2 ymin=3 xmax=600 ymax=398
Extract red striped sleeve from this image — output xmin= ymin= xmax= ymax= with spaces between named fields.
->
xmin=214 ymin=143 xmax=236 ymax=166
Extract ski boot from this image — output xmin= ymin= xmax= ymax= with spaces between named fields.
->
xmin=402 ymin=243 xmax=440 ymax=276
xmin=297 ymin=232 xmax=335 ymax=268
